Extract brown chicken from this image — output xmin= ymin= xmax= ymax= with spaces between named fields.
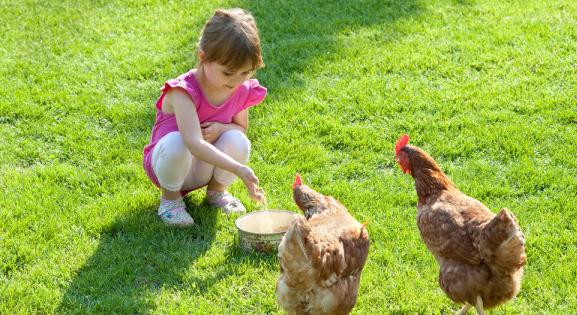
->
xmin=275 ymin=174 xmax=370 ymax=315
xmin=394 ymin=134 xmax=526 ymax=314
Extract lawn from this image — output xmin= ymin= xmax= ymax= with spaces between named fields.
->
xmin=1 ymin=0 xmax=576 ymax=314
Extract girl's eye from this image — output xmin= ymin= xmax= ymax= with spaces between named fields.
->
xmin=241 ymin=71 xmax=251 ymax=76
xmin=223 ymin=72 xmax=233 ymax=76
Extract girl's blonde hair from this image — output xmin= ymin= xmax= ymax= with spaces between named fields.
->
xmin=198 ymin=8 xmax=264 ymax=71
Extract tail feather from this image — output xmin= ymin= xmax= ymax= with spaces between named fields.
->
xmin=495 ymin=230 xmax=526 ymax=270
xmin=479 ymin=208 xmax=526 ymax=274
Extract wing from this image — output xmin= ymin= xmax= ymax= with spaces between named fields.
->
xmin=417 ymin=199 xmax=484 ymax=265
xmin=338 ymin=221 xmax=370 ymax=277
xmin=304 ymin=213 xmax=370 ymax=287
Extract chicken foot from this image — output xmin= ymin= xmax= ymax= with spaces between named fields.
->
xmin=454 ymin=304 xmax=471 ymax=315
xmin=453 ymin=296 xmax=485 ymax=315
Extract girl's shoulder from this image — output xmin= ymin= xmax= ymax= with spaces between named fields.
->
xmin=171 ymin=69 xmax=200 ymax=90
xmin=237 ymin=78 xmax=267 ymax=109
xmin=156 ymin=69 xmax=202 ymax=111
xmin=162 ymin=70 xmax=202 ymax=98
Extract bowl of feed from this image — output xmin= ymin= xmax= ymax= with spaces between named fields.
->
xmin=235 ymin=210 xmax=296 ymax=253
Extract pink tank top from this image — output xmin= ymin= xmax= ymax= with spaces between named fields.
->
xmin=143 ymin=70 xmax=267 ymax=189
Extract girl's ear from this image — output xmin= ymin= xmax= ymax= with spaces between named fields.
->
xmin=198 ymin=50 xmax=206 ymax=61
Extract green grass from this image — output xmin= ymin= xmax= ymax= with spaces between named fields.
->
xmin=1 ymin=0 xmax=576 ymax=313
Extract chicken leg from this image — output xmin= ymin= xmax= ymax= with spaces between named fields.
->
xmin=455 ymin=304 xmax=471 ymax=315
xmin=475 ymin=296 xmax=485 ymax=315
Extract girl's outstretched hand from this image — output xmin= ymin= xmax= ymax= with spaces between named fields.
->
xmin=238 ymin=166 xmax=265 ymax=202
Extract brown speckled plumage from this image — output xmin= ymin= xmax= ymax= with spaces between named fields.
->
xmin=275 ymin=177 xmax=369 ymax=315
xmin=396 ymin=141 xmax=526 ymax=312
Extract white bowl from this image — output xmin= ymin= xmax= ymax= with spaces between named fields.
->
xmin=235 ymin=210 xmax=296 ymax=252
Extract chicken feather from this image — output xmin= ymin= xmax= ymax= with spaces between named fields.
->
xmin=276 ymin=175 xmax=369 ymax=315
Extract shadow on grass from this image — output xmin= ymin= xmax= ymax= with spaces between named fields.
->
xmin=239 ymin=0 xmax=422 ymax=89
xmin=58 ymin=197 xmax=218 ymax=314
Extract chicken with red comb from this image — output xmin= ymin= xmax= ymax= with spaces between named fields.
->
xmin=394 ymin=135 xmax=526 ymax=314
xmin=276 ymin=174 xmax=370 ymax=315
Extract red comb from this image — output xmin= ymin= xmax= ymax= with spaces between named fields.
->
xmin=395 ymin=134 xmax=410 ymax=155
xmin=292 ymin=173 xmax=302 ymax=189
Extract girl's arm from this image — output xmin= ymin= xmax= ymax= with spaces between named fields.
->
xmin=166 ymin=88 xmax=262 ymax=200
xmin=200 ymin=110 xmax=248 ymax=143
xmin=231 ymin=109 xmax=248 ymax=132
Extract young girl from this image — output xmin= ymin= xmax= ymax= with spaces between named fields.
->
xmin=143 ymin=8 xmax=266 ymax=226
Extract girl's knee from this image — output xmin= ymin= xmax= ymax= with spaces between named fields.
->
xmin=163 ymin=144 xmax=191 ymax=164
xmin=158 ymin=132 xmax=191 ymax=161
xmin=217 ymin=130 xmax=251 ymax=159
xmin=152 ymin=132 xmax=192 ymax=182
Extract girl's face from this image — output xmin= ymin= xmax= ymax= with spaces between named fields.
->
xmin=200 ymin=59 xmax=254 ymax=92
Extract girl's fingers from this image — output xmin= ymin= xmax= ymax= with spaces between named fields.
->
xmin=252 ymin=190 xmax=264 ymax=202
xmin=240 ymin=167 xmax=263 ymax=201
xmin=246 ymin=183 xmax=264 ymax=202
xmin=254 ymin=187 xmax=265 ymax=202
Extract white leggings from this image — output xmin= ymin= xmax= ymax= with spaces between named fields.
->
xmin=151 ymin=130 xmax=250 ymax=192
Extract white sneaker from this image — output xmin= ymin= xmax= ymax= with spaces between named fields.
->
xmin=158 ymin=198 xmax=194 ymax=226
